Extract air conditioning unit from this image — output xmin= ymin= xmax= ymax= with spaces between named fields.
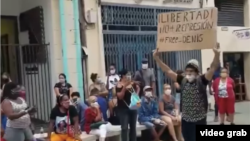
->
xmin=86 ymin=10 xmax=97 ymax=24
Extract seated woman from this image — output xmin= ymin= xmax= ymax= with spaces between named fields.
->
xmin=89 ymin=73 xmax=109 ymax=121
xmin=84 ymin=96 xmax=112 ymax=141
xmin=139 ymin=86 xmax=166 ymax=141
xmin=48 ymin=94 xmax=82 ymax=141
xmin=159 ymin=84 xmax=183 ymax=141
xmin=108 ymin=88 xmax=120 ymax=125
xmin=54 ymin=73 xmax=73 ymax=98
xmin=90 ymin=88 xmax=108 ymax=122
xmin=89 ymin=73 xmax=108 ymax=98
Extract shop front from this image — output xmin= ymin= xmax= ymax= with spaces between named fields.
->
xmin=1 ymin=0 xmax=56 ymax=121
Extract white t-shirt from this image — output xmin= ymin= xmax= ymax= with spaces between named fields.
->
xmin=107 ymin=74 xmax=120 ymax=90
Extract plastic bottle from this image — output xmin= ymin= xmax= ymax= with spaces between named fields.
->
xmin=39 ymin=127 xmax=45 ymax=140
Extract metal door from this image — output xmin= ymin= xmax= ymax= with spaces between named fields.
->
xmin=17 ymin=44 xmax=52 ymax=121
xmin=101 ymin=4 xmax=202 ymax=94
xmin=216 ymin=0 xmax=244 ymax=26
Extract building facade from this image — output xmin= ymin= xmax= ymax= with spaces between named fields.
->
xmin=1 ymin=0 xmax=83 ymax=121
xmin=2 ymin=0 xmax=249 ymax=122
xmin=83 ymin=0 xmax=250 ymax=100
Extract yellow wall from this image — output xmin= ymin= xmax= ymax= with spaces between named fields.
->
xmin=1 ymin=18 xmax=18 ymax=82
xmin=1 ymin=19 xmax=15 ymax=44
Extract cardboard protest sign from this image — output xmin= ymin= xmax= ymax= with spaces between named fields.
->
xmin=157 ymin=8 xmax=218 ymax=52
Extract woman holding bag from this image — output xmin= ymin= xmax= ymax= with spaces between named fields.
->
xmin=116 ymin=69 xmax=140 ymax=141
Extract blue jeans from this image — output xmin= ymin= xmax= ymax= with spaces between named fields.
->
xmin=119 ymin=109 xmax=137 ymax=141
xmin=108 ymin=89 xmax=113 ymax=101
xmin=1 ymin=115 xmax=7 ymax=130
xmin=142 ymin=121 xmax=155 ymax=129
xmin=142 ymin=121 xmax=164 ymax=130
xmin=182 ymin=118 xmax=206 ymax=141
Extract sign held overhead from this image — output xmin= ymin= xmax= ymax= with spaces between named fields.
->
xmin=157 ymin=7 xmax=218 ymax=52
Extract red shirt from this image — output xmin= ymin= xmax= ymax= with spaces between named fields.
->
xmin=84 ymin=108 xmax=99 ymax=133
xmin=212 ymin=77 xmax=235 ymax=101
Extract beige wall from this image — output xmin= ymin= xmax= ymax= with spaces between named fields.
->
xmin=51 ymin=0 xmax=79 ymax=92
xmin=201 ymin=0 xmax=250 ymax=100
xmin=101 ymin=0 xmax=200 ymax=8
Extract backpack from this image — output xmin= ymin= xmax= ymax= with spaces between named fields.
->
xmin=179 ymin=77 xmax=208 ymax=113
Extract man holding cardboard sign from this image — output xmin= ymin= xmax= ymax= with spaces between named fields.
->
xmin=157 ymin=7 xmax=217 ymax=52
xmin=153 ymin=42 xmax=220 ymax=141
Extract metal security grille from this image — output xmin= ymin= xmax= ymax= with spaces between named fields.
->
xmin=101 ymin=4 xmax=202 ymax=94
xmin=216 ymin=0 xmax=244 ymax=26
xmin=1 ymin=44 xmax=52 ymax=122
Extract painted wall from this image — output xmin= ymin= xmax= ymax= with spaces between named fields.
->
xmin=101 ymin=0 xmax=200 ymax=8
xmin=83 ymin=0 xmax=201 ymax=93
xmin=1 ymin=19 xmax=18 ymax=82
xmin=201 ymin=0 xmax=250 ymax=100
xmin=50 ymin=0 xmax=80 ymax=92
xmin=1 ymin=0 xmax=20 ymax=16
xmin=1 ymin=0 xmax=57 ymax=120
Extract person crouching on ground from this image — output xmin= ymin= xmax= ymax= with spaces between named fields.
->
xmin=47 ymin=94 xmax=81 ymax=141
xmin=159 ymin=84 xmax=183 ymax=141
xmin=84 ymin=96 xmax=112 ymax=141
xmin=138 ymin=86 xmax=166 ymax=141
xmin=212 ymin=67 xmax=235 ymax=125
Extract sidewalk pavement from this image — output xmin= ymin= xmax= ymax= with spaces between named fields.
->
xmin=207 ymin=101 xmax=250 ymax=125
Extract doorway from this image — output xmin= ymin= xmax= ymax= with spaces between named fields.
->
xmin=1 ymin=34 xmax=10 ymax=73
xmin=1 ymin=16 xmax=19 ymax=82
xmin=223 ymin=52 xmax=244 ymax=81
xmin=223 ymin=52 xmax=246 ymax=100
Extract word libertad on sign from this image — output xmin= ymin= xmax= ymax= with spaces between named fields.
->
xmin=157 ymin=8 xmax=217 ymax=52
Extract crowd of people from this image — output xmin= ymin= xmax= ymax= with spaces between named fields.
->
xmin=1 ymin=43 xmax=236 ymax=141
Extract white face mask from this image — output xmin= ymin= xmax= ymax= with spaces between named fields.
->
xmin=59 ymin=79 xmax=65 ymax=83
xmin=91 ymin=102 xmax=99 ymax=107
xmin=186 ymin=75 xmax=195 ymax=82
xmin=164 ymin=90 xmax=171 ymax=95
xmin=96 ymin=78 xmax=102 ymax=83
xmin=142 ymin=64 xmax=148 ymax=69
xmin=126 ymin=75 xmax=132 ymax=80
xmin=145 ymin=91 xmax=152 ymax=97
xmin=110 ymin=70 xmax=116 ymax=74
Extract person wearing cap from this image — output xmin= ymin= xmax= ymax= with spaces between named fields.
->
xmin=138 ymin=86 xmax=166 ymax=141
xmin=153 ymin=43 xmax=220 ymax=141
xmin=116 ymin=69 xmax=139 ymax=141
xmin=134 ymin=58 xmax=156 ymax=97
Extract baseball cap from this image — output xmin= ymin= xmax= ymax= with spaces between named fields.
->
xmin=143 ymin=86 xmax=152 ymax=92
